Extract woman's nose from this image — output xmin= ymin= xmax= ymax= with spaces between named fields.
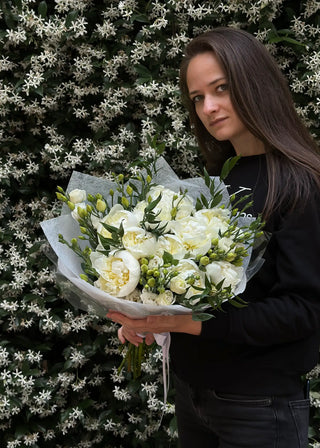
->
xmin=203 ymin=96 xmax=218 ymax=115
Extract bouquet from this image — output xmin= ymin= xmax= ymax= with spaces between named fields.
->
xmin=41 ymin=156 xmax=265 ymax=378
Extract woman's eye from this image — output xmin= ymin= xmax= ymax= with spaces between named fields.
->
xmin=191 ymin=95 xmax=202 ymax=103
xmin=217 ymin=84 xmax=228 ymax=92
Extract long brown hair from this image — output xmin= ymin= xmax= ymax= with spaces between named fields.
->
xmin=179 ymin=27 xmax=320 ymax=219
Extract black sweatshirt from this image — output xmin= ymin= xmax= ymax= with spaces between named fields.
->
xmin=170 ymin=154 xmax=320 ymax=395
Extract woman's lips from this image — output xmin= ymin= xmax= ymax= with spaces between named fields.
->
xmin=210 ymin=117 xmax=227 ymax=127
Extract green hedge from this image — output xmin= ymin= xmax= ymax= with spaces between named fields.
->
xmin=0 ymin=1 xmax=320 ymax=446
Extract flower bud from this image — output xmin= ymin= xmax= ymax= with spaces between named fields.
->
xmin=80 ymin=226 xmax=87 ymax=234
xmin=126 ymin=185 xmax=133 ymax=196
xmin=226 ymin=252 xmax=236 ymax=262
xmin=80 ymin=274 xmax=89 ymax=282
xmin=77 ymin=207 xmax=87 ymax=218
xmin=146 ymin=175 xmax=152 ymax=183
xmin=96 ymin=199 xmax=107 ymax=212
xmin=56 ymin=192 xmax=67 ymax=201
xmin=118 ymin=174 xmax=124 ymax=182
xmin=199 ymin=256 xmax=210 ymax=266
xmin=147 ymin=278 xmax=156 ymax=287
xmin=171 ymin=207 xmax=177 ymax=219
xmin=121 ymin=197 xmax=129 ymax=208
xmin=109 ymin=189 xmax=114 ymax=197
xmin=67 ymin=201 xmax=75 ymax=210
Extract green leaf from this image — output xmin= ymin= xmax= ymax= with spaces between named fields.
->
xmin=38 ymin=1 xmax=47 ymax=18
xmin=192 ymin=312 xmax=214 ymax=321
xmin=220 ymin=156 xmax=241 ymax=180
xmin=65 ymin=10 xmax=78 ymax=27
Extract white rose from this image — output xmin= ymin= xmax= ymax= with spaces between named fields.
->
xmin=69 ymin=189 xmax=87 ymax=204
xmin=71 ymin=202 xmax=86 ymax=221
xmin=122 ymin=226 xmax=157 ymax=259
xmin=156 ymin=234 xmax=186 ymax=260
xmin=90 ymin=250 xmax=140 ymax=297
xmin=206 ymin=261 xmax=243 ymax=291
xmin=156 ymin=290 xmax=175 ymax=306
xmin=169 ymin=259 xmax=205 ymax=303
xmin=97 ymin=204 xmax=138 ymax=239
xmin=170 ymin=215 xmax=212 ymax=257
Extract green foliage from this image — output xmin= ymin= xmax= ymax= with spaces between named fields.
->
xmin=0 ymin=0 xmax=320 ymax=446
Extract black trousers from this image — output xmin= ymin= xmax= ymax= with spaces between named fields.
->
xmin=174 ymin=375 xmax=310 ymax=448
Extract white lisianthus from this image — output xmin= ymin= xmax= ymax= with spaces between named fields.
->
xmin=156 ymin=234 xmax=186 ymax=260
xmin=140 ymin=289 xmax=175 ymax=306
xmin=170 ymin=259 xmax=205 ymax=303
xmin=69 ymin=188 xmax=86 ymax=204
xmin=97 ymin=204 xmax=138 ymax=239
xmin=71 ymin=202 xmax=87 ymax=221
xmin=122 ymin=226 xmax=157 ymax=259
xmin=170 ymin=215 xmax=212 ymax=257
xmin=206 ymin=261 xmax=243 ymax=292
xmin=147 ymin=254 xmax=163 ymax=270
xmin=90 ymin=250 xmax=140 ymax=297
xmin=195 ymin=208 xmax=230 ymax=240
xmin=218 ymin=236 xmax=235 ymax=252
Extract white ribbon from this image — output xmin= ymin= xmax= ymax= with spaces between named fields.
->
xmin=154 ymin=332 xmax=171 ymax=408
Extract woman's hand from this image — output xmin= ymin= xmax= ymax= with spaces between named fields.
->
xmin=118 ymin=326 xmax=155 ymax=346
xmin=107 ymin=311 xmax=202 ymax=345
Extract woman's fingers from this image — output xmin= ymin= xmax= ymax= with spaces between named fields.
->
xmin=118 ymin=326 xmax=145 ymax=346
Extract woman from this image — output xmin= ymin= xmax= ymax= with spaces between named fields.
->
xmin=107 ymin=27 xmax=320 ymax=447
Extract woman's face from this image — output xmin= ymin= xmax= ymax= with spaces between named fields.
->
xmin=186 ymin=52 xmax=252 ymax=150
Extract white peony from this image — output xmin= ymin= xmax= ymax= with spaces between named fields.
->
xmin=90 ymin=250 xmax=140 ymax=297
xmin=97 ymin=204 xmax=138 ymax=239
xmin=122 ymin=226 xmax=157 ymax=259
xmin=69 ymin=188 xmax=86 ymax=204
xmin=156 ymin=234 xmax=187 ymax=260
xmin=205 ymin=261 xmax=243 ymax=291
xmin=194 ymin=208 xmax=230 ymax=240
xmin=170 ymin=215 xmax=212 ymax=257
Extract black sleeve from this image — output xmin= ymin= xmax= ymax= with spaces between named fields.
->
xmin=200 ymin=194 xmax=320 ymax=346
